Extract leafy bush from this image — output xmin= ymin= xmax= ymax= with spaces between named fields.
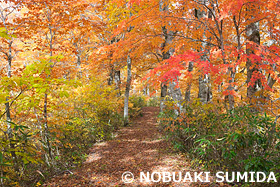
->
xmin=147 ymin=96 xmax=160 ymax=107
xmin=128 ymin=94 xmax=146 ymax=118
xmin=0 ymin=123 xmax=40 ymax=186
xmin=159 ymin=100 xmax=280 ymax=184
xmin=51 ymin=78 xmax=123 ymax=166
xmin=0 ymin=78 xmax=124 ymax=186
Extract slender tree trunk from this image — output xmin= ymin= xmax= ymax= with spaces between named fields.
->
xmin=159 ymin=1 xmax=180 ymax=112
xmin=5 ymin=43 xmax=18 ymax=172
xmin=195 ymin=7 xmax=211 ymax=104
xmin=108 ymin=67 xmax=121 ymax=96
xmin=246 ymin=15 xmax=261 ymax=101
xmin=160 ymin=23 xmax=183 ymax=113
xmin=169 ymin=78 xmax=183 ymax=115
xmin=143 ymin=84 xmax=150 ymax=96
xmin=43 ymin=13 xmax=54 ymax=162
xmin=159 ymin=25 xmax=171 ymax=112
xmin=185 ymin=84 xmax=191 ymax=102
xmin=185 ymin=61 xmax=193 ymax=103
xmin=198 ymin=74 xmax=211 ymax=103
xmin=124 ymin=55 xmax=132 ymax=126
xmin=43 ymin=92 xmax=52 ymax=159
xmin=227 ymin=15 xmax=243 ymax=110
xmin=108 ymin=66 xmax=114 ymax=85
xmin=114 ymin=70 xmax=121 ymax=96
xmin=76 ymin=51 xmax=82 ymax=78
xmin=160 ymin=83 xmax=168 ymax=112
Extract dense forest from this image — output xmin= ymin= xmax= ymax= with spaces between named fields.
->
xmin=0 ymin=0 xmax=280 ymax=186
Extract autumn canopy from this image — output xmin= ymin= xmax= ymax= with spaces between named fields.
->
xmin=0 ymin=0 xmax=280 ymax=186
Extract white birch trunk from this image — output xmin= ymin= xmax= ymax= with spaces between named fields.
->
xmin=124 ymin=55 xmax=132 ymax=126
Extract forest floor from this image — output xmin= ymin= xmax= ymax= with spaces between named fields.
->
xmin=44 ymin=107 xmax=229 ymax=187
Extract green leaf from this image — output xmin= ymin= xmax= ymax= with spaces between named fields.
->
xmin=0 ymin=27 xmax=11 ymax=40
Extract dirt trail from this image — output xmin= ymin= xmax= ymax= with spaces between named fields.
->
xmin=45 ymin=107 xmax=220 ymax=187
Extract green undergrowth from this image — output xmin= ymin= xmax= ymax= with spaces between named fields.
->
xmin=158 ymin=100 xmax=280 ymax=186
xmin=0 ymin=87 xmax=147 ymax=186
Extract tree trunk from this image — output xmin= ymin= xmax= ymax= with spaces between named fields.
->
xmin=160 ymin=83 xmax=168 ymax=112
xmin=160 ymin=24 xmax=183 ymax=113
xmin=246 ymin=16 xmax=261 ymax=101
xmin=124 ymin=55 xmax=132 ymax=126
xmin=198 ymin=74 xmax=211 ymax=103
xmin=108 ymin=67 xmax=121 ymax=96
xmin=43 ymin=92 xmax=52 ymax=161
xmin=195 ymin=7 xmax=211 ymax=104
xmin=185 ymin=84 xmax=191 ymax=102
xmin=76 ymin=52 xmax=82 ymax=78
xmin=42 ymin=18 xmax=54 ymax=163
xmin=114 ymin=70 xmax=121 ymax=96
xmin=6 ymin=44 xmax=18 ymax=172
xmin=159 ymin=1 xmax=183 ymax=113
xmin=143 ymin=82 xmax=150 ymax=96
xmin=185 ymin=61 xmax=193 ymax=103
xmin=169 ymin=78 xmax=183 ymax=115
xmin=108 ymin=67 xmax=114 ymax=86
xmin=108 ymin=36 xmax=121 ymax=96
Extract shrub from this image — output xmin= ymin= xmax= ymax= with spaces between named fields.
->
xmin=159 ymin=100 xmax=280 ymax=184
xmin=0 ymin=78 xmax=124 ymax=186
xmin=0 ymin=123 xmax=40 ymax=186
xmin=147 ymin=96 xmax=160 ymax=107
xmin=128 ymin=94 xmax=146 ymax=118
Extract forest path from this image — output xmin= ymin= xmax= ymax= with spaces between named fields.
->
xmin=45 ymin=107 xmax=220 ymax=187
